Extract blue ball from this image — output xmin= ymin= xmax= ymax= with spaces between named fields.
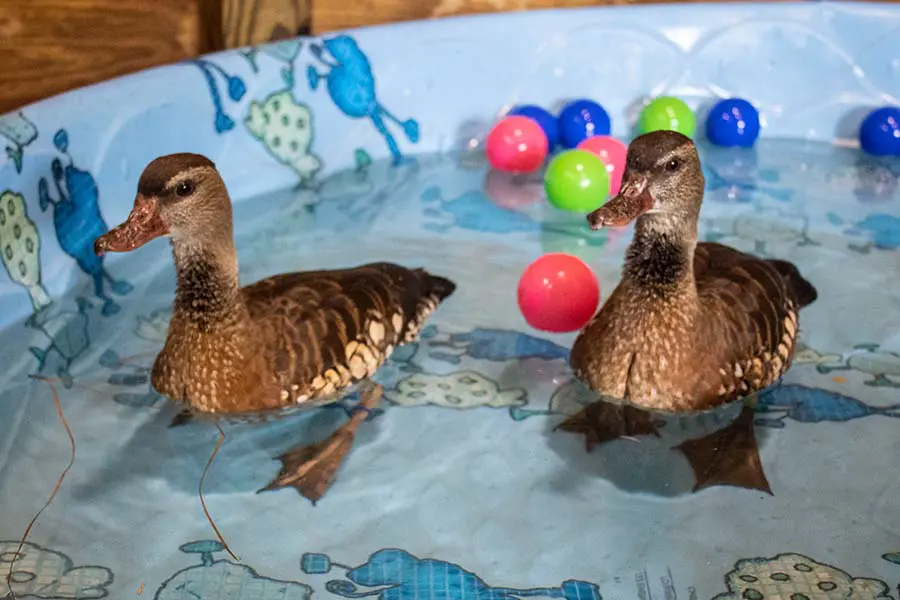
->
xmin=508 ymin=104 xmax=560 ymax=149
xmin=558 ymin=99 xmax=611 ymax=148
xmin=860 ymin=106 xmax=900 ymax=156
xmin=705 ymin=98 xmax=760 ymax=148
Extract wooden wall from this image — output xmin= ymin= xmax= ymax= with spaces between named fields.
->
xmin=0 ymin=0 xmax=309 ymax=114
xmin=1 ymin=0 xmax=890 ymax=114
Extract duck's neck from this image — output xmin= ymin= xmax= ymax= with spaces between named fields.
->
xmin=623 ymin=213 xmax=697 ymax=291
xmin=170 ymin=237 xmax=243 ymax=329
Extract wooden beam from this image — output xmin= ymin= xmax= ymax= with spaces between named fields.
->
xmin=0 ymin=0 xmax=205 ymax=114
xmin=222 ymin=0 xmax=311 ymax=48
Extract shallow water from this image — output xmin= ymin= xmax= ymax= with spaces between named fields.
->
xmin=0 ymin=140 xmax=899 ymax=600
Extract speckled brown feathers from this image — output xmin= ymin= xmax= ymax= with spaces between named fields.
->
xmin=240 ymin=263 xmax=454 ymax=406
xmin=692 ymin=242 xmax=816 ymax=403
xmin=567 ymin=130 xmax=818 ymax=413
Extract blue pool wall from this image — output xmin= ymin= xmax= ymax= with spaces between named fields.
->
xmin=1 ymin=0 xmax=899 ymax=329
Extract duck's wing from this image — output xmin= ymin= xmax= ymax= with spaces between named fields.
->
xmin=241 ymin=262 xmax=456 ymax=405
xmin=694 ymin=242 xmax=817 ymax=400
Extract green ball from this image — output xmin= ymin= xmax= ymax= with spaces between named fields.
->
xmin=638 ymin=96 xmax=696 ymax=137
xmin=544 ymin=149 xmax=610 ymax=213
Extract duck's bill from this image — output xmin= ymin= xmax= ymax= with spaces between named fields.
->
xmin=94 ymin=196 xmax=168 ymax=255
xmin=586 ymin=177 xmax=653 ymax=229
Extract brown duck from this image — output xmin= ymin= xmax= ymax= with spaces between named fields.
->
xmin=558 ymin=130 xmax=818 ymax=492
xmin=93 ymin=153 xmax=456 ymax=501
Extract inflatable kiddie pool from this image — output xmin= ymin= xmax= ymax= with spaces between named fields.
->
xmin=1 ymin=3 xmax=899 ymax=599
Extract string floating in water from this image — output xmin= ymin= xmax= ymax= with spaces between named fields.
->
xmin=199 ymin=421 xmax=239 ymax=561
xmin=7 ymin=375 xmax=77 ymax=599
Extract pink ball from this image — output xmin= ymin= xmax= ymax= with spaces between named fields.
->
xmin=485 ymin=116 xmax=549 ymax=173
xmin=576 ymin=135 xmax=627 ymax=195
xmin=517 ymin=253 xmax=600 ymax=333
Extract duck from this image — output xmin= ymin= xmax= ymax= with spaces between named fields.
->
xmin=93 ymin=153 xmax=456 ymax=501
xmin=557 ymin=130 xmax=818 ymax=481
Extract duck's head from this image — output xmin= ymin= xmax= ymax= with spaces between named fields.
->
xmin=94 ymin=153 xmax=231 ymax=255
xmin=587 ymin=130 xmax=705 ymax=229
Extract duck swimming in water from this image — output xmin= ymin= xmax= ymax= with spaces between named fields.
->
xmin=558 ymin=130 xmax=818 ymax=490
xmin=94 ymin=153 xmax=456 ymax=501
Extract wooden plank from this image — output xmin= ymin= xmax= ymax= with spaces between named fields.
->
xmin=222 ymin=0 xmax=311 ymax=48
xmin=312 ymin=0 xmax=783 ymax=33
xmin=0 ymin=0 xmax=205 ymax=114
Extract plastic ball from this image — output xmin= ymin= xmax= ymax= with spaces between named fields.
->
xmin=558 ymin=99 xmax=611 ymax=149
xmin=638 ymin=96 xmax=696 ymax=138
xmin=517 ymin=253 xmax=600 ymax=333
xmin=544 ymin=149 xmax=611 ymax=213
xmin=508 ymin=104 xmax=560 ymax=149
xmin=859 ymin=106 xmax=900 ymax=156
xmin=705 ymin=98 xmax=760 ymax=148
xmin=485 ymin=115 xmax=549 ymax=173
xmin=576 ymin=136 xmax=627 ymax=195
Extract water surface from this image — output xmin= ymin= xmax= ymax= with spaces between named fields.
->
xmin=0 ymin=141 xmax=898 ymax=600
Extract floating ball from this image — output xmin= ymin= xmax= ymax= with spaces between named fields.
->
xmin=705 ymin=98 xmax=760 ymax=148
xmin=508 ymin=104 xmax=560 ymax=149
xmin=517 ymin=253 xmax=600 ymax=333
xmin=860 ymin=106 xmax=900 ymax=156
xmin=485 ymin=115 xmax=549 ymax=173
xmin=558 ymin=99 xmax=611 ymax=149
xmin=544 ymin=149 xmax=610 ymax=213
xmin=638 ymin=96 xmax=696 ymax=138
xmin=576 ymin=136 xmax=627 ymax=195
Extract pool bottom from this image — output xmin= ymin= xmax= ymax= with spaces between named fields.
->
xmin=0 ymin=143 xmax=898 ymax=599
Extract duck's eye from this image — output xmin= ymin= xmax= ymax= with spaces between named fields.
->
xmin=175 ymin=181 xmax=195 ymax=197
xmin=665 ymin=158 xmax=681 ymax=172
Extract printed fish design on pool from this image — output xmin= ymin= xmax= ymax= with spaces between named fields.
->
xmin=155 ymin=540 xmax=312 ymax=600
xmin=385 ymin=370 xmax=528 ymax=410
xmin=827 ymin=210 xmax=900 ymax=253
xmin=245 ymin=89 xmax=322 ymax=183
xmin=752 ymin=383 xmax=900 ymax=427
xmin=425 ymin=326 xmax=570 ymax=364
xmin=798 ymin=343 xmax=900 ymax=388
xmin=27 ymin=296 xmax=97 ymax=387
xmin=511 ymin=381 xmax=900 ymax=429
xmin=300 ymin=548 xmax=602 ymax=600
xmin=703 ymin=163 xmax=793 ymax=204
xmin=420 ymin=187 xmax=611 ymax=254
xmin=0 ymin=189 xmax=51 ymax=313
xmin=307 ymin=35 xmax=419 ymax=164
xmin=38 ymin=129 xmax=133 ymax=315
xmin=0 ymin=111 xmax=38 ymax=173
xmin=713 ymin=552 xmax=893 ymax=600
xmin=0 ymin=540 xmax=113 ymax=599
xmin=421 ymin=186 xmax=541 ymax=234
xmin=848 ymin=213 xmax=900 ymax=253
xmin=191 ymin=58 xmax=248 ymax=133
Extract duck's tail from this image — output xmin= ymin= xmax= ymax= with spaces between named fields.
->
xmin=399 ymin=269 xmax=456 ymax=344
xmin=420 ymin=271 xmax=457 ymax=304
xmin=767 ymin=259 xmax=818 ymax=308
